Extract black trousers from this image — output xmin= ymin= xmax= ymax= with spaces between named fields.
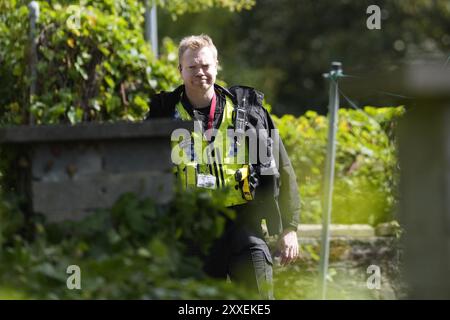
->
xmin=203 ymin=216 xmax=274 ymax=300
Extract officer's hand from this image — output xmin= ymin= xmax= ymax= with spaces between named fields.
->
xmin=277 ymin=229 xmax=299 ymax=266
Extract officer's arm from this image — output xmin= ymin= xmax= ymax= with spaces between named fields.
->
xmin=264 ymin=109 xmax=301 ymax=232
xmin=278 ymin=138 xmax=300 ymax=231
xmin=262 ymin=109 xmax=300 ymax=264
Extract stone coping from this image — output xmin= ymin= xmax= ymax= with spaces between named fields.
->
xmin=0 ymin=119 xmax=193 ymax=143
xmin=294 ymin=223 xmax=400 ymax=239
xmin=298 ymin=224 xmax=376 ymax=238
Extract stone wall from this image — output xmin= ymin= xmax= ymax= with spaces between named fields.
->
xmin=0 ymin=120 xmax=192 ymax=222
xmin=269 ymin=222 xmax=405 ymax=299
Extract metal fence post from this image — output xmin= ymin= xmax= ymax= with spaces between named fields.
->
xmin=318 ymin=61 xmax=343 ymax=299
xmin=145 ymin=0 xmax=158 ymax=58
xmin=28 ymin=1 xmax=39 ymax=124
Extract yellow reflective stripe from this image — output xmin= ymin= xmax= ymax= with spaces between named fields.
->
xmin=186 ymin=165 xmax=196 ymax=188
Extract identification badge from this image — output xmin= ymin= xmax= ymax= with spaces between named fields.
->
xmin=197 ymin=174 xmax=216 ymax=189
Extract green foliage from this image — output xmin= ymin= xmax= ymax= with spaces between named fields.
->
xmin=0 ymin=194 xmax=24 ymax=249
xmin=156 ymin=0 xmax=255 ymax=18
xmin=274 ymin=106 xmax=405 ymax=225
xmin=0 ymin=0 xmax=180 ymax=125
xmin=274 ymin=263 xmax=390 ymax=300
xmin=158 ymin=0 xmax=450 ymax=115
xmin=0 ymin=190 xmax=255 ymax=299
xmin=0 ymin=0 xmax=256 ymax=125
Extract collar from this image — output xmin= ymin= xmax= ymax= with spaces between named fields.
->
xmin=174 ymin=83 xmax=237 ymax=105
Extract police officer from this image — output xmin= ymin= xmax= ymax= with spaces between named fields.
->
xmin=147 ymin=34 xmax=300 ymax=299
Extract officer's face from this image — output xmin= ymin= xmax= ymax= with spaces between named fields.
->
xmin=179 ymin=46 xmax=218 ymax=93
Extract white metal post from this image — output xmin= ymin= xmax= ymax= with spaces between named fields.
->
xmin=28 ymin=1 xmax=39 ymax=124
xmin=318 ymin=61 xmax=343 ymax=299
xmin=145 ymin=0 xmax=158 ymax=57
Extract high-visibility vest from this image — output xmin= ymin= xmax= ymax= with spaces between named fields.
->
xmin=171 ymin=95 xmax=253 ymax=207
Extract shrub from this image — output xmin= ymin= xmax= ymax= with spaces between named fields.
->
xmin=0 ymin=190 xmax=256 ymax=299
xmin=274 ymin=106 xmax=404 ymax=225
xmin=0 ymin=0 xmax=180 ymax=125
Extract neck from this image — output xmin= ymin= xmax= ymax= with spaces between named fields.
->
xmin=185 ymin=86 xmax=215 ymax=109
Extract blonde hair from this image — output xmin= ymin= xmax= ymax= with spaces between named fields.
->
xmin=178 ymin=34 xmax=218 ymax=68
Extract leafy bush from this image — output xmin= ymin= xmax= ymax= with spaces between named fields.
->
xmin=0 ymin=0 xmax=256 ymax=125
xmin=274 ymin=106 xmax=404 ymax=225
xmin=0 ymin=0 xmax=180 ymax=125
xmin=0 ymin=190 xmax=258 ymax=299
xmin=155 ymin=0 xmax=255 ymax=17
